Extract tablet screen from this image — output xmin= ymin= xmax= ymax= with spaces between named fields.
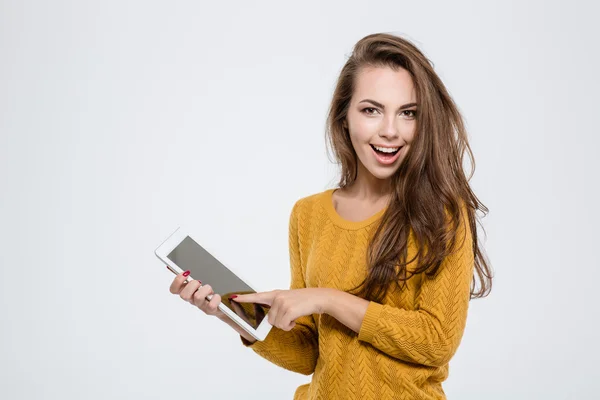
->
xmin=167 ymin=236 xmax=268 ymax=329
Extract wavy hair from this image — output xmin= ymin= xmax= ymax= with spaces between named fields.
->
xmin=325 ymin=32 xmax=493 ymax=302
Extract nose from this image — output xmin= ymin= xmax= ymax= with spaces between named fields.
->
xmin=378 ymin=115 xmax=400 ymax=140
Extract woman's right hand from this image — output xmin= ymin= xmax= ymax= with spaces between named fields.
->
xmin=169 ymin=269 xmax=226 ymax=320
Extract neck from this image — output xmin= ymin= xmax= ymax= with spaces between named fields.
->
xmin=345 ymin=162 xmax=393 ymax=202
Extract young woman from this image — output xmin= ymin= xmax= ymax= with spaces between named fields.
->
xmin=169 ymin=32 xmax=493 ymax=399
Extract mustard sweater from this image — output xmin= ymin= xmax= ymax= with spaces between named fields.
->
xmin=240 ymin=188 xmax=475 ymax=400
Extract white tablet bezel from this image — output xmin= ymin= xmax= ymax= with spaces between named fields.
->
xmin=155 ymin=227 xmax=272 ymax=341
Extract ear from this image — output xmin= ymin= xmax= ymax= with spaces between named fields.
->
xmin=342 ymin=119 xmax=348 ymax=129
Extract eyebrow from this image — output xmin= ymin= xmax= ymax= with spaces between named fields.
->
xmin=358 ymin=99 xmax=417 ymax=110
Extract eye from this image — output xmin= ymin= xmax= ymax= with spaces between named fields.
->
xmin=361 ymin=107 xmax=379 ymax=115
xmin=362 ymin=108 xmax=417 ymax=119
xmin=401 ymin=109 xmax=417 ymax=119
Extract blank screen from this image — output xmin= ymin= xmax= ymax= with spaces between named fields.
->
xmin=167 ymin=236 xmax=268 ymax=329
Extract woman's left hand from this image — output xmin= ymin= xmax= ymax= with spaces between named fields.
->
xmin=231 ymin=288 xmax=329 ymax=331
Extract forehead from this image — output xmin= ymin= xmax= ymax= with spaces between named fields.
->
xmin=353 ymin=66 xmax=416 ymax=102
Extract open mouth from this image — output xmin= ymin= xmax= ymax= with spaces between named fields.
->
xmin=370 ymin=144 xmax=401 ymax=156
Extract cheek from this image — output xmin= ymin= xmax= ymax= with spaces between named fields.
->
xmin=349 ymin=122 xmax=376 ymax=145
xmin=348 ymin=135 xmax=362 ymax=155
xmin=356 ymin=118 xmax=379 ymax=135
xmin=404 ymin=124 xmax=417 ymax=142
xmin=400 ymin=145 xmax=410 ymax=157
xmin=349 ymin=113 xmax=375 ymax=132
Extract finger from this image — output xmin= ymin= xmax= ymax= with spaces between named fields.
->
xmin=169 ymin=270 xmax=192 ymax=294
xmin=275 ymin=299 xmax=296 ymax=331
xmin=279 ymin=307 xmax=296 ymax=331
xmin=230 ymin=293 xmax=260 ymax=303
xmin=233 ymin=291 xmax=275 ymax=305
xmin=204 ymin=293 xmax=221 ymax=315
xmin=268 ymin=296 xmax=280 ymax=328
xmin=193 ymin=284 xmax=213 ymax=308
xmin=180 ymin=280 xmax=202 ymax=303
xmin=274 ymin=298 xmax=287 ymax=329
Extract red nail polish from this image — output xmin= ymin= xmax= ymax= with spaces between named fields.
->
xmin=230 ymin=295 xmax=238 ymax=299
xmin=183 ymin=270 xmax=190 ymax=277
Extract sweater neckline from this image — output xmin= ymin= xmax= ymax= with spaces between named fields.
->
xmin=321 ymin=188 xmax=388 ymax=230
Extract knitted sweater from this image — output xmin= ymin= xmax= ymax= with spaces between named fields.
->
xmin=240 ymin=188 xmax=475 ymax=400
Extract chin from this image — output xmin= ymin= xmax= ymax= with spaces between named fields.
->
xmin=367 ymin=165 xmax=399 ymax=180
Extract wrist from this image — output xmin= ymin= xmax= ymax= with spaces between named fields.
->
xmin=319 ymin=288 xmax=337 ymax=315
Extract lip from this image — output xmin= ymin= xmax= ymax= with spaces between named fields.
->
xmin=370 ymin=144 xmax=402 ymax=165
xmin=371 ymin=144 xmax=403 ymax=148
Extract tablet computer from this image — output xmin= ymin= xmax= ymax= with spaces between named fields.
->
xmin=155 ymin=227 xmax=273 ymax=341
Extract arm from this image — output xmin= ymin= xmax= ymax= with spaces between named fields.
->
xmin=239 ymin=200 xmax=319 ymax=375
xmin=324 ymin=205 xmax=475 ymax=368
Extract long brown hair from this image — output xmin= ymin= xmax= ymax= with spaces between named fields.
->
xmin=325 ymin=32 xmax=493 ymax=302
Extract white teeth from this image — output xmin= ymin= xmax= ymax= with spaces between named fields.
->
xmin=373 ymin=145 xmax=399 ymax=153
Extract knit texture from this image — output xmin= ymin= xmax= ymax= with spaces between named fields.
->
xmin=240 ymin=188 xmax=475 ymax=400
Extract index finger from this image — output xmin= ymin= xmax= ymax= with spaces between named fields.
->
xmin=169 ymin=270 xmax=193 ymax=294
xmin=232 ymin=291 xmax=275 ymax=305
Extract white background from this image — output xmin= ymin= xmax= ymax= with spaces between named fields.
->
xmin=1 ymin=1 xmax=598 ymax=399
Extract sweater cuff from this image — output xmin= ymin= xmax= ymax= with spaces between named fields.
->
xmin=358 ymin=301 xmax=383 ymax=343
xmin=240 ymin=334 xmax=272 ymax=351
xmin=240 ymin=335 xmax=254 ymax=347
xmin=240 ymin=334 xmax=260 ymax=347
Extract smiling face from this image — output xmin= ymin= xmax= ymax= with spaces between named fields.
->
xmin=343 ymin=66 xmax=418 ymax=181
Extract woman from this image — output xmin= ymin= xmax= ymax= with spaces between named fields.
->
xmin=169 ymin=32 xmax=493 ymax=399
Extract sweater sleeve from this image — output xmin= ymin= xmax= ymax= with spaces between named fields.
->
xmin=239 ymin=200 xmax=319 ymax=375
xmin=357 ymin=204 xmax=475 ymax=367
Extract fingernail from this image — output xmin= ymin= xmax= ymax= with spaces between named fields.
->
xmin=182 ymin=270 xmax=190 ymax=277
xmin=197 ymin=280 xmax=202 ymax=284
xmin=230 ymin=295 xmax=238 ymax=300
